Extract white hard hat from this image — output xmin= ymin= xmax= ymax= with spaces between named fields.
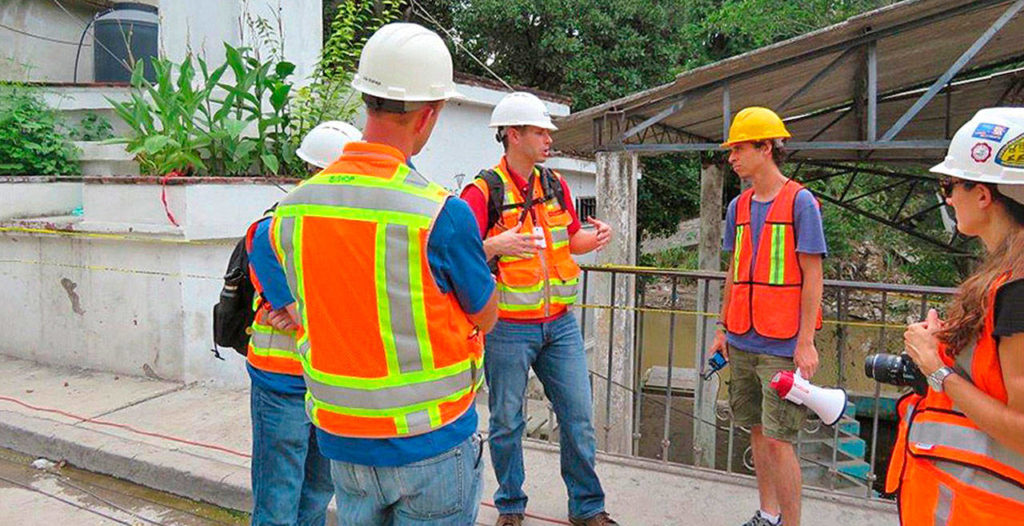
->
xmin=296 ymin=121 xmax=361 ymax=169
xmin=932 ymin=107 xmax=1024 ymax=204
xmin=350 ymin=23 xmax=461 ymax=102
xmin=489 ymin=92 xmax=557 ymax=130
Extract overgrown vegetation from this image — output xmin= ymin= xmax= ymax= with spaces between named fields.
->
xmin=0 ymin=83 xmax=80 ymax=176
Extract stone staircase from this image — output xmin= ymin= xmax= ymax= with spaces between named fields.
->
xmin=41 ymin=84 xmax=139 ymax=176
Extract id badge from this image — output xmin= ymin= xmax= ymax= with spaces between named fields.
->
xmin=532 ymin=226 xmax=546 ymax=249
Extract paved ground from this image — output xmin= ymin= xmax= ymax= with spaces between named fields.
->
xmin=0 ymin=355 xmax=898 ymax=525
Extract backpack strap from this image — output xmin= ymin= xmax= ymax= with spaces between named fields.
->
xmin=539 ymin=166 xmax=568 ymax=212
xmin=476 ymin=169 xmax=506 ymax=233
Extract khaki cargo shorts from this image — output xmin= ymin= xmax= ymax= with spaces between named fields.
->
xmin=727 ymin=345 xmax=806 ymax=443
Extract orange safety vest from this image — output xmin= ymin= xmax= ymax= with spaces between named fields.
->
xmin=470 ymin=160 xmax=581 ymax=320
xmin=886 ymin=272 xmax=1024 ymax=524
xmin=270 ymin=142 xmax=484 ymax=439
xmin=244 ymin=216 xmax=303 ymax=376
xmin=725 ymin=180 xmax=822 ymax=340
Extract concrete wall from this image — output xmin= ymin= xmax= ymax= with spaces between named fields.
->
xmin=1 ymin=0 xmax=320 ymax=85
xmin=0 ymin=0 xmax=102 ymax=82
xmin=0 ymin=178 xmax=294 ymax=387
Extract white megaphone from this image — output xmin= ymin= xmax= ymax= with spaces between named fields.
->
xmin=770 ymin=370 xmax=848 ymax=426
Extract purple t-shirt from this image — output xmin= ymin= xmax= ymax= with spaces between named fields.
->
xmin=722 ymin=188 xmax=827 ymax=357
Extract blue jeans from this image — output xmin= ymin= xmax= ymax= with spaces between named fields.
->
xmin=485 ymin=313 xmax=605 ymax=519
xmin=250 ymin=382 xmax=334 ymax=526
xmin=330 ymin=433 xmax=484 ymax=525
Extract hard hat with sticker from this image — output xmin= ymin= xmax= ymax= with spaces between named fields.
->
xmin=995 ymin=134 xmax=1024 ymax=168
xmin=972 ymin=123 xmax=1009 ymax=142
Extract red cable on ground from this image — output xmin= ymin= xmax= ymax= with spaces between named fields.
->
xmin=0 ymin=394 xmax=574 ymax=524
xmin=0 ymin=395 xmax=251 ymax=459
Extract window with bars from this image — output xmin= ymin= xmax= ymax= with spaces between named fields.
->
xmin=575 ymin=196 xmax=597 ymax=223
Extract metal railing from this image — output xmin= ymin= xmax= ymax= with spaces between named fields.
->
xmin=526 ymin=264 xmax=955 ymax=500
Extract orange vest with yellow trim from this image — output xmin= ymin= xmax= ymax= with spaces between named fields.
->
xmin=470 ymin=163 xmax=580 ymax=320
xmin=271 ymin=143 xmax=484 ymax=439
xmin=725 ymin=180 xmax=823 ymax=340
xmin=886 ymin=272 xmax=1024 ymax=524
xmin=244 ymin=217 xmax=303 ymax=376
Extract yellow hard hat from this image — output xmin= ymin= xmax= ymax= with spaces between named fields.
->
xmin=721 ymin=107 xmax=791 ymax=148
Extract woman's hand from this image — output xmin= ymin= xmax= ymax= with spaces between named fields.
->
xmin=904 ymin=308 xmax=946 ymax=376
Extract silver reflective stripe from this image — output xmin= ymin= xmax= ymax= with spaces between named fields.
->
xmin=954 ymin=340 xmax=977 ymax=383
xmin=550 ymin=282 xmax=578 ymax=298
xmin=402 ymin=167 xmax=431 ymax=189
xmin=934 ymin=459 xmax=1024 ymax=503
xmin=304 ymin=367 xmax=475 ymax=410
xmin=934 ymin=483 xmax=952 ymax=525
xmin=277 ymin=216 xmax=299 ymax=297
xmin=385 ymin=223 xmax=423 ymax=373
xmin=500 ymin=288 xmax=544 ymax=307
xmin=909 ymin=421 xmax=1024 ymax=475
xmin=550 ymin=228 xmax=569 ymax=245
xmin=406 ymin=410 xmax=432 ymax=432
xmin=298 ymin=338 xmax=311 ymax=359
xmin=281 ymin=182 xmax=440 ymax=218
xmin=250 ymin=329 xmax=297 ymax=354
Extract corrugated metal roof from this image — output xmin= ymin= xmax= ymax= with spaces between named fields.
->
xmin=552 ymin=0 xmax=1024 ymax=162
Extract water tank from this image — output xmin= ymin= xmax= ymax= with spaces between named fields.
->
xmin=93 ymin=3 xmax=159 ymax=83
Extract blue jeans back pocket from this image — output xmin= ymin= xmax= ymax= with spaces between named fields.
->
xmin=395 ymin=443 xmax=465 ymax=520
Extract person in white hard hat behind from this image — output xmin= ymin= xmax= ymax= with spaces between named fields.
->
xmin=887 ymin=107 xmax=1024 ymax=524
xmin=296 ymin=120 xmax=362 ymax=171
xmin=249 ymin=23 xmax=498 ymax=526
xmin=237 ymin=120 xmax=361 ymax=526
xmin=461 ymin=92 xmax=616 ymax=526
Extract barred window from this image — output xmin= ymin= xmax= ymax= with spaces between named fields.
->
xmin=576 ymin=196 xmax=597 ymax=223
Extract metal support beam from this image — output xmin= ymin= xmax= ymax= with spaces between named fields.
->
xmin=722 ymin=83 xmax=731 ymax=141
xmin=880 ymin=0 xmax=1024 ymax=141
xmin=779 ymin=47 xmax=858 ymax=112
xmin=867 ymin=41 xmax=878 ymax=142
xmin=620 ymin=97 xmax=689 ymax=142
xmin=617 ymin=140 xmax=949 ymax=153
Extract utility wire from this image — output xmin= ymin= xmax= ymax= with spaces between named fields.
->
xmin=407 ymin=0 xmax=513 ymax=91
xmin=0 ymin=21 xmax=91 ymax=46
xmin=49 ymin=0 xmax=134 ymax=76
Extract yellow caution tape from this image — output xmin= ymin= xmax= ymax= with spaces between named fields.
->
xmin=0 ymin=226 xmax=228 ymax=245
xmin=576 ymin=303 xmax=926 ymax=330
xmin=0 ymin=259 xmax=218 ymax=280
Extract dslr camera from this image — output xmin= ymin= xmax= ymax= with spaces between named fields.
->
xmin=864 ymin=353 xmax=928 ymax=395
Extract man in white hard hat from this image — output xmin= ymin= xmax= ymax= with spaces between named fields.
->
xmin=296 ymin=120 xmax=362 ymax=171
xmin=237 ymin=120 xmax=362 ymax=526
xmin=461 ymin=92 xmax=616 ymax=526
xmin=249 ymin=23 xmax=498 ymax=525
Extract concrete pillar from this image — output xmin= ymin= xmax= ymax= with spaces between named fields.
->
xmin=693 ymin=156 xmax=724 ymax=468
xmin=590 ymin=151 xmax=638 ymax=455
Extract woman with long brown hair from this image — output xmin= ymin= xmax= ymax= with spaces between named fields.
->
xmin=886 ymin=108 xmax=1024 ymax=524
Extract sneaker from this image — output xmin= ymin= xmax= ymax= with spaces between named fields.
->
xmin=741 ymin=511 xmax=782 ymax=526
xmin=495 ymin=514 xmax=524 ymax=526
xmin=569 ymin=511 xmax=619 ymax=525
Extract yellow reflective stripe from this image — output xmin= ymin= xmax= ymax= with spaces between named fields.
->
xmin=499 ymin=299 xmax=544 ymax=311
xmin=428 ymin=406 xmax=442 ymax=429
xmin=291 ymin=217 xmax=311 ymax=352
xmin=733 ymin=225 xmax=744 ymax=281
xmin=312 ymin=165 xmax=447 ymax=202
xmin=497 ymin=281 xmax=545 ymax=294
xmin=275 ymin=204 xmax=433 ymax=229
xmin=769 ymin=224 xmax=786 ymax=285
xmin=302 ymin=355 xmax=476 ymax=389
xmin=307 ymin=383 xmax=475 ymax=418
xmin=374 ymin=225 xmax=401 ymax=376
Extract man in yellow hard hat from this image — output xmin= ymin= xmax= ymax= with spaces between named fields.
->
xmin=709 ymin=107 xmax=826 ymax=526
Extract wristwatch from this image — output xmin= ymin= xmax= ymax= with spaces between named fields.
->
xmin=927 ymin=366 xmax=956 ymax=392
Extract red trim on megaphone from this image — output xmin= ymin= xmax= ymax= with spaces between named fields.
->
xmin=771 ymin=370 xmax=795 ymax=398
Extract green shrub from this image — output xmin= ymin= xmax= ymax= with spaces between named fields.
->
xmin=0 ymin=84 xmax=79 ymax=175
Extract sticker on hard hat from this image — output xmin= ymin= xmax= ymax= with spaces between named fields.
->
xmin=972 ymin=123 xmax=1009 ymax=142
xmin=996 ymin=134 xmax=1024 ymax=168
xmin=971 ymin=142 xmax=992 ymax=163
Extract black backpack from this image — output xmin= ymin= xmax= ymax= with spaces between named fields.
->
xmin=212 ymin=236 xmax=256 ymax=357
xmin=475 ymin=166 xmax=568 ymax=232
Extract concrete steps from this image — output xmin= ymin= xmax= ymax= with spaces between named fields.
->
xmin=798 ymin=402 xmax=873 ymax=493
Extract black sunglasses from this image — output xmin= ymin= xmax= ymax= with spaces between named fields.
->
xmin=938 ymin=177 xmax=975 ymax=198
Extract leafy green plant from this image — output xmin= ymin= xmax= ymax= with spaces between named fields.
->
xmin=0 ymin=83 xmax=79 ymax=175
xmin=70 ymin=112 xmax=114 ymax=141
xmin=321 ymin=0 xmax=403 ymax=76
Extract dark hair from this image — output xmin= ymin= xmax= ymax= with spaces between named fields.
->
xmin=754 ymin=139 xmax=786 ymax=166
xmin=497 ymin=125 xmax=526 ymax=150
